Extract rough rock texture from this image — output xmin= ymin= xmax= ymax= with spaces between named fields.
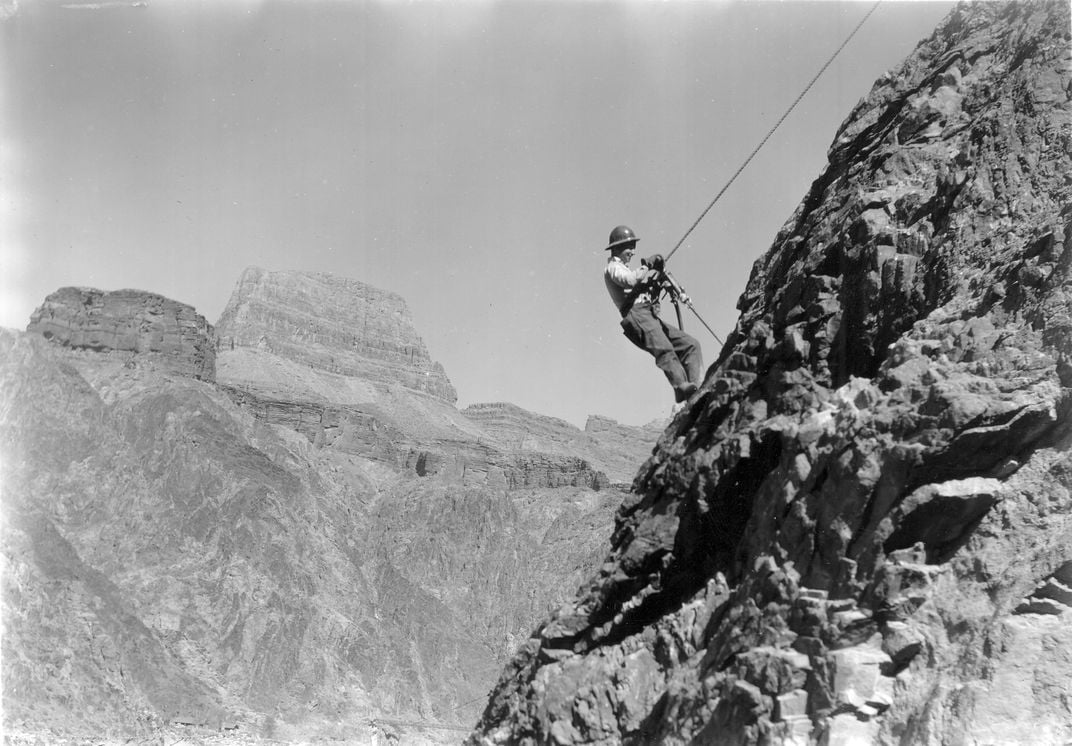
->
xmin=3 ymin=270 xmax=660 ymax=741
xmin=27 ymin=287 xmax=216 ymax=382
xmin=471 ymin=3 xmax=1072 ymax=745
xmin=220 ymin=383 xmax=611 ymax=490
xmin=0 ymin=327 xmax=624 ymax=743
xmin=583 ymin=415 xmax=668 ymax=485
xmin=216 ymin=267 xmax=456 ymax=402
xmin=461 ymin=404 xmax=665 ymax=488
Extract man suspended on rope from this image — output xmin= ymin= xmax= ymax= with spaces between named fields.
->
xmin=603 ymin=225 xmax=703 ymax=403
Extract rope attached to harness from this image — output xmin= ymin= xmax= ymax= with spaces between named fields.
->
xmin=664 ymin=0 xmax=883 ymax=263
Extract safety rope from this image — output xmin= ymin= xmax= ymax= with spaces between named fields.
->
xmin=664 ymin=0 xmax=883 ymax=262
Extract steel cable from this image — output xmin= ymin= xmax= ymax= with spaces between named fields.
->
xmin=665 ymin=0 xmax=883 ymax=262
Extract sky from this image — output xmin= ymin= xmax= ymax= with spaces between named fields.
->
xmin=0 ymin=0 xmax=955 ymax=428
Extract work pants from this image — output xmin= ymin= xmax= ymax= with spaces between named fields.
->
xmin=621 ymin=304 xmax=702 ymax=394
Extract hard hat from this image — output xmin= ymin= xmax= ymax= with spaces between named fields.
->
xmin=605 ymin=225 xmax=639 ymax=251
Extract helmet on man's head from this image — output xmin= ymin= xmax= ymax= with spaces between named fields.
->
xmin=606 ymin=225 xmax=639 ymax=251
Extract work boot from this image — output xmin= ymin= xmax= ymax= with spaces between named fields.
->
xmin=674 ymin=382 xmax=697 ymax=403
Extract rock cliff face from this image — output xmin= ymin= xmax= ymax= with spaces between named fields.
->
xmin=4 ymin=270 xmax=659 ymax=742
xmin=0 ymin=326 xmax=624 ymax=743
xmin=215 ymin=268 xmax=655 ymax=486
xmin=217 ymin=267 xmax=456 ymax=402
xmin=27 ymin=287 xmax=216 ymax=382
xmin=471 ymin=3 xmax=1072 ymax=745
xmin=460 ymin=404 xmax=665 ymax=488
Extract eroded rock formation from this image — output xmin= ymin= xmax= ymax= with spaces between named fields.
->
xmin=461 ymin=404 xmax=665 ymax=487
xmin=3 ymin=269 xmax=658 ymax=742
xmin=0 ymin=322 xmax=624 ymax=743
xmin=27 ymin=287 xmax=216 ymax=382
xmin=215 ymin=268 xmax=655 ymax=486
xmin=471 ymin=3 xmax=1072 ymax=744
xmin=217 ymin=267 xmax=456 ymax=402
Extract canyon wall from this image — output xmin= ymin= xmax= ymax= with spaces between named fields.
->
xmin=471 ymin=3 xmax=1072 ymax=744
xmin=27 ymin=287 xmax=216 ymax=382
xmin=3 ymin=268 xmax=658 ymax=742
xmin=217 ymin=267 xmax=456 ymax=402
xmin=215 ymin=268 xmax=656 ymax=487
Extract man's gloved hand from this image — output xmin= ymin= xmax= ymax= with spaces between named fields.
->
xmin=642 ymin=254 xmax=665 ymax=271
xmin=678 ymin=293 xmax=691 ymax=306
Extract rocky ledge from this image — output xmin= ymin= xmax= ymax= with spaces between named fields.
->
xmin=27 ymin=287 xmax=216 ymax=382
xmin=461 ymin=404 xmax=664 ymax=486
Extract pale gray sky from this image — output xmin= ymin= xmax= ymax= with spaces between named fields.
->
xmin=1 ymin=0 xmax=954 ymax=427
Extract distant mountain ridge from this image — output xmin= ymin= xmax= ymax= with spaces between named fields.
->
xmin=214 ymin=267 xmax=659 ymax=486
xmin=3 ymin=267 xmax=662 ymax=743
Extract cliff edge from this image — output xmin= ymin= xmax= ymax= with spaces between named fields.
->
xmin=471 ymin=3 xmax=1072 ymax=744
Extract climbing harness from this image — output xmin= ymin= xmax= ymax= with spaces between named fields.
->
xmin=665 ymin=0 xmax=883 ymax=264
xmin=651 ymin=0 xmax=883 ymax=346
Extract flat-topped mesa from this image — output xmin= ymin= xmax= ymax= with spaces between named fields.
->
xmin=583 ymin=414 xmax=665 ymax=442
xmin=26 ymin=287 xmax=216 ymax=382
xmin=216 ymin=267 xmax=457 ymax=403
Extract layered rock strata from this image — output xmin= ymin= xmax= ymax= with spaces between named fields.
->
xmin=215 ymin=269 xmax=656 ymax=486
xmin=220 ymin=386 xmax=609 ymax=489
xmin=0 ymin=326 xmax=625 ymax=742
xmin=461 ymin=404 xmax=665 ymax=487
xmin=471 ymin=3 xmax=1072 ymax=744
xmin=216 ymin=267 xmax=456 ymax=402
xmin=27 ymin=287 xmax=216 ymax=382
xmin=5 ymin=266 xmax=661 ymax=740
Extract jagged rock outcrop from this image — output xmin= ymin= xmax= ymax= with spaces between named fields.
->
xmin=471 ymin=3 xmax=1072 ymax=745
xmin=27 ymin=287 xmax=216 ymax=382
xmin=217 ymin=267 xmax=456 ymax=402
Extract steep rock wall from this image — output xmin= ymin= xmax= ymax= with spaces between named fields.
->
xmin=215 ymin=272 xmax=657 ymax=485
xmin=213 ymin=274 xmax=656 ymax=484
xmin=27 ymin=287 xmax=216 ymax=382
xmin=0 ymin=329 xmax=622 ymax=742
xmin=6 ymin=272 xmax=659 ymax=740
xmin=471 ymin=3 xmax=1072 ymax=744
xmin=216 ymin=267 xmax=457 ymax=403
xmin=218 ymin=375 xmax=613 ymax=490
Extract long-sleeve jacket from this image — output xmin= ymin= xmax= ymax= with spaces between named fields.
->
xmin=604 ymin=256 xmax=654 ymax=315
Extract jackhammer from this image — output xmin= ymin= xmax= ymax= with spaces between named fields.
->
xmin=641 ymin=254 xmax=724 ymax=345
